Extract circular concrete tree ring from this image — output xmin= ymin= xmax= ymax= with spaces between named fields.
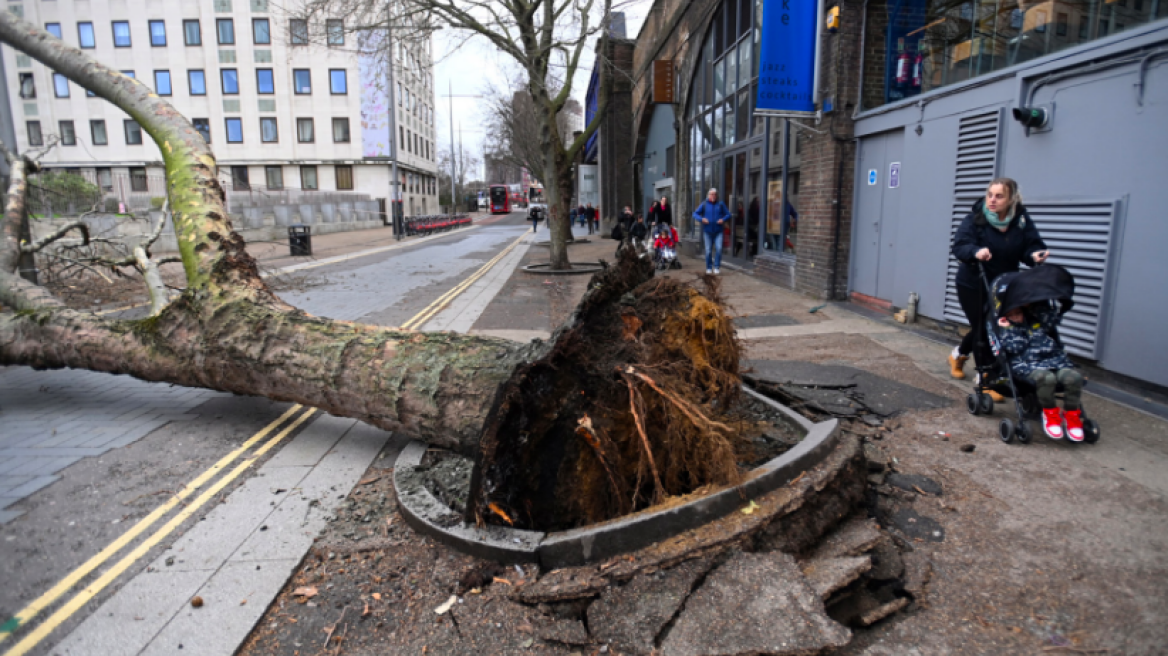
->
xmin=394 ymin=386 xmax=843 ymax=567
xmin=521 ymin=262 xmax=606 ymax=275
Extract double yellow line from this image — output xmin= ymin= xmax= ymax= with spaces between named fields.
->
xmin=2 ymin=228 xmax=527 ymax=655
xmin=0 ymin=405 xmax=317 ymax=656
xmin=401 ymin=231 xmax=528 ymax=330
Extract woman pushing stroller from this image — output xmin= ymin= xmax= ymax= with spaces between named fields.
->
xmin=949 ymin=177 xmax=1050 ymax=399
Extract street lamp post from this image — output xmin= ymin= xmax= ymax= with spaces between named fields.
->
xmin=385 ymin=8 xmax=402 ymax=239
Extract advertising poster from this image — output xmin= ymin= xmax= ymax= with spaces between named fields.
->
xmin=756 ymin=0 xmax=821 ymax=116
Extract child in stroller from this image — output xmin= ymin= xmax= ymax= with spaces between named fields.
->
xmin=968 ymin=262 xmax=1100 ymax=444
xmin=651 ymin=222 xmax=681 ymax=270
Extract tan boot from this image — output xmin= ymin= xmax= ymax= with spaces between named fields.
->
xmin=986 ymin=389 xmax=1006 ymax=402
xmin=948 ymin=354 xmax=969 ymax=379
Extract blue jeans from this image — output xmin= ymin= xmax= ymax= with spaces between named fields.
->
xmin=703 ymin=231 xmax=723 ymax=271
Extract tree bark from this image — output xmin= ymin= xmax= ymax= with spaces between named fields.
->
xmin=0 ymin=12 xmax=533 ymax=455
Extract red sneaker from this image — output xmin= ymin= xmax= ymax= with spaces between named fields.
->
xmin=1042 ymin=408 xmax=1064 ymax=440
xmin=1064 ymin=409 xmax=1085 ymax=442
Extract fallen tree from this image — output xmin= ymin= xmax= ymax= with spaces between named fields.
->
xmin=0 ymin=14 xmax=747 ymax=529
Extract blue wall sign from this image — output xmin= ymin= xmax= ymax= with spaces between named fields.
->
xmin=868 ymin=169 xmax=878 ymax=186
xmin=889 ymin=162 xmax=900 ymax=188
xmin=756 ymin=0 xmax=823 ymax=116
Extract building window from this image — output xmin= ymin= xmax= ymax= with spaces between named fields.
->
xmin=18 ymin=72 xmax=35 ymax=99
xmin=96 ymin=168 xmax=113 ymax=191
xmin=154 ymin=70 xmax=172 ymax=96
xmin=225 ymin=118 xmax=243 ymax=143
xmin=332 ymin=117 xmax=350 ymax=142
xmin=78 ymin=22 xmax=96 ymax=48
xmin=260 ymin=117 xmax=278 ymax=142
xmin=27 ymin=121 xmax=43 ymax=147
xmin=189 ymin=70 xmax=206 ymax=95
xmin=91 ymin=120 xmax=108 ymax=145
xmin=130 ymin=167 xmax=148 ymax=192
xmin=335 ymin=165 xmax=354 ymax=190
xmin=290 ymin=19 xmax=308 ymax=45
xmin=125 ymin=120 xmax=143 ymax=145
xmin=329 ymin=69 xmax=347 ymax=94
xmin=53 ymin=73 xmax=69 ymax=98
xmin=253 ymin=18 xmax=270 ymax=44
xmin=293 ymin=69 xmax=311 ymax=94
xmin=221 ymin=69 xmax=239 ymax=94
xmin=265 ymin=166 xmax=284 ymax=190
xmin=231 ymin=166 xmax=250 ymax=190
xmin=183 ymin=20 xmax=201 ymax=45
xmin=193 ymin=118 xmax=210 ymax=143
xmin=122 ymin=70 xmax=136 ymax=80
xmin=326 ymin=19 xmax=344 ymax=45
xmin=256 ymin=69 xmax=274 ymax=94
xmin=217 ymin=19 xmax=235 ymax=45
xmin=301 ymin=165 xmax=318 ymax=190
xmin=59 ymin=121 xmax=76 ymax=146
xmin=112 ymin=21 xmax=131 ymax=47
xmin=45 ymin=23 xmax=62 ymax=39
xmin=296 ymin=118 xmax=314 ymax=143
xmin=149 ymin=20 xmax=166 ymax=46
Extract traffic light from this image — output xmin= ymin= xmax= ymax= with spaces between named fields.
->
xmin=1012 ymin=106 xmax=1049 ymax=130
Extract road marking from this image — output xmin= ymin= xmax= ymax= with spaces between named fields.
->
xmin=0 ymin=404 xmax=313 ymax=654
xmin=276 ymin=224 xmax=482 ymax=274
xmin=401 ymin=231 xmax=529 ymax=330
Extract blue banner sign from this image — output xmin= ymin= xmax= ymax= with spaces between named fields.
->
xmin=756 ymin=0 xmax=822 ymax=116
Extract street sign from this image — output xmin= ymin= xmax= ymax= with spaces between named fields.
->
xmin=868 ymin=169 xmax=877 ymax=186
xmin=889 ymin=162 xmax=900 ymax=188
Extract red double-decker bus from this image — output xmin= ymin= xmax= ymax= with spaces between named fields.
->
xmin=489 ymin=184 xmax=511 ymax=214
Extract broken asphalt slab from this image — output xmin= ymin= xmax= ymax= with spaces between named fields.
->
xmin=743 ymin=360 xmax=952 ymax=417
xmin=660 ymin=550 xmax=851 ymax=656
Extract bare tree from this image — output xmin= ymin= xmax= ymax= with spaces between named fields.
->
xmin=437 ymin=143 xmax=481 ymax=208
xmin=482 ymin=85 xmax=546 ymax=187
xmin=282 ymin=0 xmax=616 ymax=270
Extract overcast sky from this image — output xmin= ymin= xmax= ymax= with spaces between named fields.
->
xmin=432 ymin=1 xmax=652 ymax=182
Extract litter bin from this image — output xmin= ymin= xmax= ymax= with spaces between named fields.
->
xmin=288 ymin=224 xmax=312 ymax=256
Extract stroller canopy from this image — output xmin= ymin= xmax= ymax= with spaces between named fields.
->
xmin=991 ymin=264 xmax=1075 ymax=316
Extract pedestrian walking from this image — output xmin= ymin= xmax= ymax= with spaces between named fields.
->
xmin=619 ymin=206 xmax=634 ymax=233
xmin=949 ymin=177 xmax=1050 ymax=397
xmin=629 ymin=214 xmax=649 ymax=253
xmin=578 ymin=204 xmax=587 ymax=229
xmin=692 ymin=188 xmax=730 ymax=274
xmin=586 ymin=204 xmax=596 ymax=235
xmin=569 ymin=206 xmax=577 ymax=228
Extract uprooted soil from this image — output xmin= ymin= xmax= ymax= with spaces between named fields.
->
xmin=467 ymin=247 xmax=757 ymax=532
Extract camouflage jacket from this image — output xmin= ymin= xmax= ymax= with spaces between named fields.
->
xmin=998 ymin=305 xmax=1075 ymax=377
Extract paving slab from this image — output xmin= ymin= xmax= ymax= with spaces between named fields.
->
xmin=660 ymin=551 xmax=851 ymax=656
xmin=745 ymin=360 xmax=951 ymax=417
xmin=588 ymin=556 xmax=714 ymax=654
xmin=800 ymin=556 xmax=873 ymax=599
xmin=807 ymin=516 xmax=884 ymax=560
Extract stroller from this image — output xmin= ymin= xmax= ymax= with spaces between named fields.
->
xmin=967 ymin=262 xmax=1101 ymax=445
xmin=651 ymin=223 xmax=681 ymax=270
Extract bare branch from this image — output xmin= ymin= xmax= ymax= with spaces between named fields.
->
xmin=20 ymin=221 xmax=90 ymax=253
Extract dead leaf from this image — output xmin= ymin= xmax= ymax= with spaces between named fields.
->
xmin=372 ymin=592 xmax=382 ymax=601
xmin=434 ymin=595 xmax=457 ymax=615
xmin=740 ymin=500 xmax=760 ymax=515
xmin=492 ymin=577 xmax=513 ymax=586
xmin=293 ymin=586 xmax=318 ymax=598
xmin=358 ymin=475 xmax=381 ymax=486
xmin=362 ymin=603 xmax=371 ymax=617
xmin=240 ymin=599 xmax=247 ymax=606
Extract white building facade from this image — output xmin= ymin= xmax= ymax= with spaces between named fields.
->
xmin=4 ymin=0 xmax=439 ymax=216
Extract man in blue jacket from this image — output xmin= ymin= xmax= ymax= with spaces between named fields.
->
xmin=692 ymin=188 xmax=730 ymax=274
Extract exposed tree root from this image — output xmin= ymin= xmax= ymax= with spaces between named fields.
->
xmin=466 ymin=249 xmax=751 ymax=531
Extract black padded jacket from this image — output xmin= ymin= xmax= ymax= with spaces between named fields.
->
xmin=951 ymin=198 xmax=1047 ymax=290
